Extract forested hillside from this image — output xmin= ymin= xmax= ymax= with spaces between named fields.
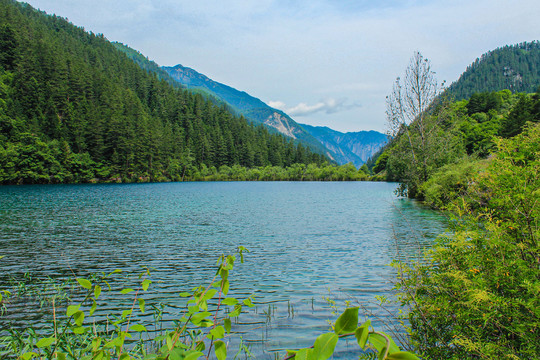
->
xmin=446 ymin=41 xmax=540 ymax=100
xmin=376 ymin=48 xmax=540 ymax=200
xmin=378 ymin=87 xmax=540 ymax=200
xmin=379 ymin=51 xmax=540 ymax=359
xmin=0 ymin=0 xmax=325 ymax=184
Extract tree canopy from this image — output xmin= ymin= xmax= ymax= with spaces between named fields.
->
xmin=0 ymin=0 xmax=327 ymax=184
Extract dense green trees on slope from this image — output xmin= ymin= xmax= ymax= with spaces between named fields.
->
xmin=0 ymin=0 xmax=326 ymax=184
xmin=379 ymin=87 xmax=540 ymax=199
xmin=446 ymin=41 xmax=540 ymax=100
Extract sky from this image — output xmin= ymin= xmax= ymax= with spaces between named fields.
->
xmin=22 ymin=0 xmax=540 ymax=133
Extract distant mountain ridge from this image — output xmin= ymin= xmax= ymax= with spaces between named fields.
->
xmin=162 ymin=64 xmax=331 ymax=156
xmin=300 ymin=125 xmax=388 ymax=167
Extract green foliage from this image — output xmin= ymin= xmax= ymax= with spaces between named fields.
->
xmin=446 ymin=41 xmax=540 ymax=100
xmin=394 ymin=123 xmax=540 ymax=359
xmin=1 ymin=251 xmax=418 ymax=360
xmin=419 ymin=158 xmax=486 ymax=209
xmin=0 ymin=0 xmax=328 ymax=185
xmin=384 ymin=88 xmax=539 ymax=200
xmin=499 ymin=91 xmax=540 ymax=138
xmin=1 ymin=248 xmax=253 ymax=360
xmin=465 ymin=91 xmax=502 ymax=115
xmin=285 ymin=307 xmax=419 ymax=360
xmin=385 ymin=105 xmax=465 ymax=198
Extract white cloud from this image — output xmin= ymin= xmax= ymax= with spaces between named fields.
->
xmin=268 ymin=98 xmax=361 ymax=117
xmin=267 ymin=101 xmax=287 ymax=110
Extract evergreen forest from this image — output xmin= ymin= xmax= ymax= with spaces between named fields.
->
xmin=445 ymin=41 xmax=540 ymax=100
xmin=0 ymin=0 xmax=330 ymax=185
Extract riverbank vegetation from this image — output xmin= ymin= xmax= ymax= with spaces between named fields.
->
xmin=395 ymin=124 xmax=539 ymax=359
xmin=380 ymin=51 xmax=540 ymax=358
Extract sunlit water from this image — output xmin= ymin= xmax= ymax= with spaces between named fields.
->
xmin=0 ymin=182 xmax=445 ymax=358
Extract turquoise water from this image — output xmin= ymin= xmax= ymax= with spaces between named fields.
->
xmin=0 ymin=181 xmax=445 ymax=358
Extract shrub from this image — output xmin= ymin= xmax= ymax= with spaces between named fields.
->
xmin=395 ymin=123 xmax=540 ymax=359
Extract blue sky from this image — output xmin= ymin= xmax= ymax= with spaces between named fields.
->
xmin=22 ymin=0 xmax=540 ymax=132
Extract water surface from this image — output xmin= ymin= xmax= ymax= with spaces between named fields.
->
xmin=0 ymin=182 xmax=445 ymax=358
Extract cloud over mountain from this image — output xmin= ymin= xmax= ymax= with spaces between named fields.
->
xmin=268 ymin=98 xmax=361 ymax=117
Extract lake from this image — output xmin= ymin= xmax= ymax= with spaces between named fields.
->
xmin=0 ymin=181 xmax=446 ymax=358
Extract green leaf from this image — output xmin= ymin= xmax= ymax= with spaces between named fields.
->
xmin=294 ymin=348 xmax=313 ymax=360
xmin=92 ymin=337 xmax=102 ymax=351
xmin=120 ymin=288 xmax=134 ymax=295
xmin=72 ymin=326 xmax=86 ymax=334
xmin=199 ymin=319 xmax=214 ymax=328
xmin=195 ymin=340 xmax=206 ymax=351
xmin=198 ymin=299 xmax=208 ymax=312
xmin=222 ymin=297 xmax=238 ymax=306
xmin=122 ymin=309 xmax=132 ymax=319
xmin=229 ymin=304 xmax=242 ymax=317
xmin=195 ymin=340 xmax=206 ymax=352
xmin=312 ymin=332 xmax=338 ymax=360
xmin=107 ymin=269 xmax=122 ymax=277
xmin=130 ymin=324 xmax=147 ymax=332
xmin=224 ymin=318 xmax=232 ymax=334
xmin=77 ymin=278 xmax=92 ymax=290
xmin=242 ymin=297 xmax=255 ymax=308
xmin=90 ymin=299 xmax=97 ymax=316
xmin=208 ymin=325 xmax=225 ymax=340
xmin=21 ymin=352 xmax=37 ymax=360
xmin=74 ymin=310 xmax=85 ymax=326
xmin=66 ymin=304 xmax=80 ymax=317
xmin=179 ymin=292 xmax=191 ymax=297
xmin=378 ymin=346 xmax=388 ymax=360
xmin=142 ymin=279 xmax=152 ymax=291
xmin=219 ymin=268 xmax=229 ymax=282
xmin=355 ymin=321 xmax=370 ymax=350
xmin=334 ymin=307 xmax=359 ymax=335
xmin=139 ymin=298 xmax=146 ymax=314
xmin=386 ymin=351 xmax=420 ymax=360
xmin=165 ymin=333 xmax=173 ymax=351
xmin=191 ymin=311 xmax=212 ymax=325
xmin=169 ymin=348 xmax=182 ymax=360
xmin=185 ymin=351 xmax=204 ymax=360
xmin=188 ymin=304 xmax=200 ymax=314
xmin=36 ymin=337 xmax=56 ymax=348
xmin=104 ymin=336 xmax=124 ymax=348
xmin=221 ymin=280 xmax=230 ymax=295
xmin=202 ymin=289 xmax=217 ymax=301
xmin=119 ymin=354 xmax=130 ymax=360
xmin=94 ymin=285 xmax=102 ymax=299
xmin=56 ymin=352 xmax=67 ymax=360
xmin=214 ymin=340 xmax=227 ymax=360
xmin=369 ymin=333 xmax=399 ymax=354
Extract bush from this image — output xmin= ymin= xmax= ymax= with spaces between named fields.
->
xmin=395 ymin=123 xmax=540 ymax=359
xmin=419 ymin=158 xmax=485 ymax=209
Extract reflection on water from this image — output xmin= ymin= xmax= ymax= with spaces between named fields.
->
xmin=0 ymin=182 xmax=446 ymax=358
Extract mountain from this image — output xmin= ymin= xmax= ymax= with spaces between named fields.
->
xmin=300 ymin=125 xmax=388 ymax=167
xmin=161 ymin=64 xmax=332 ymax=156
xmin=446 ymin=41 xmax=540 ymax=100
xmin=0 ymin=0 xmax=326 ymax=184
